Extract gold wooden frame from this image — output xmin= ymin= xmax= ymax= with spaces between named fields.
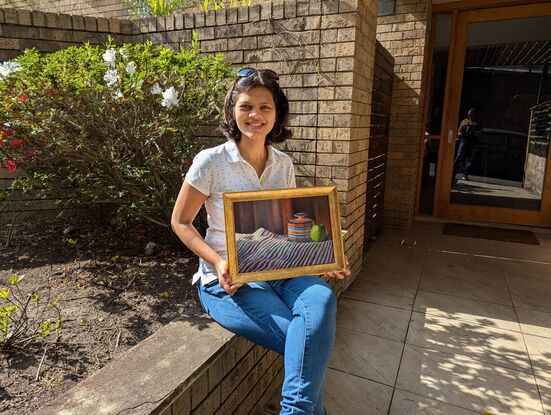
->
xmin=223 ymin=186 xmax=345 ymax=284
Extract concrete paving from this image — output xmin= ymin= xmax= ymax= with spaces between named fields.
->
xmin=259 ymin=221 xmax=551 ymax=415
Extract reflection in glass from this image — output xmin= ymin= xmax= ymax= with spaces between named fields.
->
xmin=419 ymin=13 xmax=452 ymax=215
xmin=450 ymin=16 xmax=551 ymax=210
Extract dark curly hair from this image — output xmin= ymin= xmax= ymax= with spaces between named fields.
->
xmin=220 ymin=69 xmax=293 ymax=145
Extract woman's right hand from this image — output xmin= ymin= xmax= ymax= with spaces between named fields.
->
xmin=215 ymin=259 xmax=243 ymax=296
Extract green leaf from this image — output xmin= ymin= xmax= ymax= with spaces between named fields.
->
xmin=0 ymin=289 xmax=9 ymax=299
xmin=31 ymin=292 xmax=40 ymax=302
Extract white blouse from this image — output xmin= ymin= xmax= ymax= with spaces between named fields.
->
xmin=184 ymin=139 xmax=296 ymax=285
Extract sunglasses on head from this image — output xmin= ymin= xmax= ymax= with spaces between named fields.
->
xmin=236 ymin=68 xmax=279 ymax=80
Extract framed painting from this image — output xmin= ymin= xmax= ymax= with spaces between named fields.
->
xmin=223 ymin=186 xmax=345 ymax=284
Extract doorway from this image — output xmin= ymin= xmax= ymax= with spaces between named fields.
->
xmin=420 ymin=3 xmax=551 ymax=227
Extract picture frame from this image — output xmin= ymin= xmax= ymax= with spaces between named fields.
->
xmin=223 ymin=186 xmax=345 ymax=284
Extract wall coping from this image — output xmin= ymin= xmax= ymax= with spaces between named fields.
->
xmin=36 ymin=307 xmax=235 ymax=415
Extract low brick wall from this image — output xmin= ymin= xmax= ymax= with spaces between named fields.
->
xmin=36 ymin=309 xmax=284 ymax=415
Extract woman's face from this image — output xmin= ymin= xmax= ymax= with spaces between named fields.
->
xmin=234 ymin=86 xmax=276 ymax=143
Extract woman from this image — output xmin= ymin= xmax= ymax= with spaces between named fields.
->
xmin=171 ymin=68 xmax=349 ymax=415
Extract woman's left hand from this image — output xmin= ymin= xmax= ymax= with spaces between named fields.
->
xmin=324 ymin=256 xmax=351 ymax=280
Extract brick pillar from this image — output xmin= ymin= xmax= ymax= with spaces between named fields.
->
xmin=376 ymin=0 xmax=431 ymax=228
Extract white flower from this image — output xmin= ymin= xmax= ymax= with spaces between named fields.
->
xmin=150 ymin=83 xmax=162 ymax=95
xmin=161 ymin=87 xmax=179 ymax=109
xmin=112 ymin=89 xmax=123 ymax=99
xmin=0 ymin=61 xmax=21 ymax=79
xmin=119 ymin=48 xmax=128 ymax=60
xmin=102 ymin=48 xmax=117 ymax=67
xmin=125 ymin=61 xmax=136 ymax=76
xmin=103 ymin=69 xmax=119 ymax=87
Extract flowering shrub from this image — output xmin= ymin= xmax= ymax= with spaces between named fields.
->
xmin=0 ymin=39 xmax=232 ymax=228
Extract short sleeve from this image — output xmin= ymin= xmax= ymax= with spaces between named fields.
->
xmin=184 ymin=150 xmax=212 ymax=196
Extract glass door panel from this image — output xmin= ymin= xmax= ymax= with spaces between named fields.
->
xmin=448 ymin=15 xmax=551 ymax=211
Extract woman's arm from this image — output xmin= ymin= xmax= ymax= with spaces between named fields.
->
xmin=171 ymin=181 xmax=242 ymax=295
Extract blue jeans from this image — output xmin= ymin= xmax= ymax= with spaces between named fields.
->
xmin=197 ymin=276 xmax=337 ymax=415
xmin=453 ymin=138 xmax=477 ymax=177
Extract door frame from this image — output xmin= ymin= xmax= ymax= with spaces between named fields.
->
xmin=428 ymin=2 xmax=551 ymax=227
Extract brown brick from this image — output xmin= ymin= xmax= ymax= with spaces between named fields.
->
xmin=165 ymin=14 xmax=175 ymax=31
xmin=192 ymin=385 xmax=220 ymax=415
xmin=237 ymin=6 xmax=248 ymax=23
xmin=249 ymin=4 xmax=261 ymax=21
xmin=16 ymin=9 xmax=32 ymax=26
xmin=272 ymin=3 xmax=284 ymax=19
xmin=97 ymin=17 xmax=109 ymax=32
xmin=120 ymin=19 xmax=133 ymax=35
xmin=3 ymin=8 xmax=17 ymax=24
xmin=157 ymin=404 xmax=172 ymax=415
xmin=172 ymin=388 xmax=191 ymax=415
xmin=191 ymin=372 xmax=209 ymax=410
xmin=226 ymin=7 xmax=238 ymax=24
xmin=84 ymin=16 xmax=97 ymax=31
xmin=175 ymin=13 xmax=184 ymax=30
xmin=109 ymin=18 xmax=121 ymax=33
xmin=204 ymin=10 xmax=215 ymax=26
xmin=195 ymin=12 xmax=205 ymax=28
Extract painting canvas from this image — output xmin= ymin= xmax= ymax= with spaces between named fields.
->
xmin=223 ymin=186 xmax=345 ymax=284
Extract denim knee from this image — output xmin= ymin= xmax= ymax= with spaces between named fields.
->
xmin=304 ymin=281 xmax=337 ymax=326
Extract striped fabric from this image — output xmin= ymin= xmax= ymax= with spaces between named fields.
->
xmin=236 ymin=228 xmax=334 ymax=274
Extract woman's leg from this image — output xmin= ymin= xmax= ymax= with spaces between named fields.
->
xmin=197 ymin=280 xmax=293 ymax=355
xmin=269 ymin=276 xmax=337 ymax=415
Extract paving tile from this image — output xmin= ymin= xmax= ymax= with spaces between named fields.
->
xmin=324 ymin=368 xmax=393 ymax=415
xmin=423 ymin=251 xmax=504 ymax=281
xmin=524 ymin=334 xmax=551 ymax=379
xmin=396 ymin=345 xmax=544 ymax=415
xmin=419 ymin=252 xmax=511 ymax=306
xmin=377 ymin=221 xmax=441 ymax=250
xmin=336 ymin=298 xmax=411 ymax=342
xmin=329 ymin=326 xmax=403 ymax=386
xmin=419 ymin=267 xmax=512 ymax=306
xmin=428 ymin=233 xmax=498 ymax=256
xmin=524 ymin=335 xmax=551 ymax=415
xmin=389 ymin=389 xmax=479 ymax=415
xmin=406 ymin=311 xmax=531 ymax=372
xmin=414 ymin=290 xmax=521 ymax=332
xmin=495 ymin=236 xmax=551 ymax=264
xmin=358 ymin=243 xmax=425 ymax=288
xmin=342 ymin=278 xmax=416 ymax=310
xmin=517 ymin=308 xmax=551 ymax=339
xmin=501 ymin=260 xmax=551 ymax=313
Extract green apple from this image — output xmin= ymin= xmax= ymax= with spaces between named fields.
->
xmin=310 ymin=223 xmax=328 ymax=242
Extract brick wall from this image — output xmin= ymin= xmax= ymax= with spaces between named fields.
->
xmin=0 ymin=7 xmax=132 ymax=60
xmin=376 ymin=0 xmax=431 ymax=227
xmin=0 ymin=0 xmax=132 ymax=18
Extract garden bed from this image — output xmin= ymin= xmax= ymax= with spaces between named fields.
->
xmin=0 ymin=216 xmax=199 ymax=415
